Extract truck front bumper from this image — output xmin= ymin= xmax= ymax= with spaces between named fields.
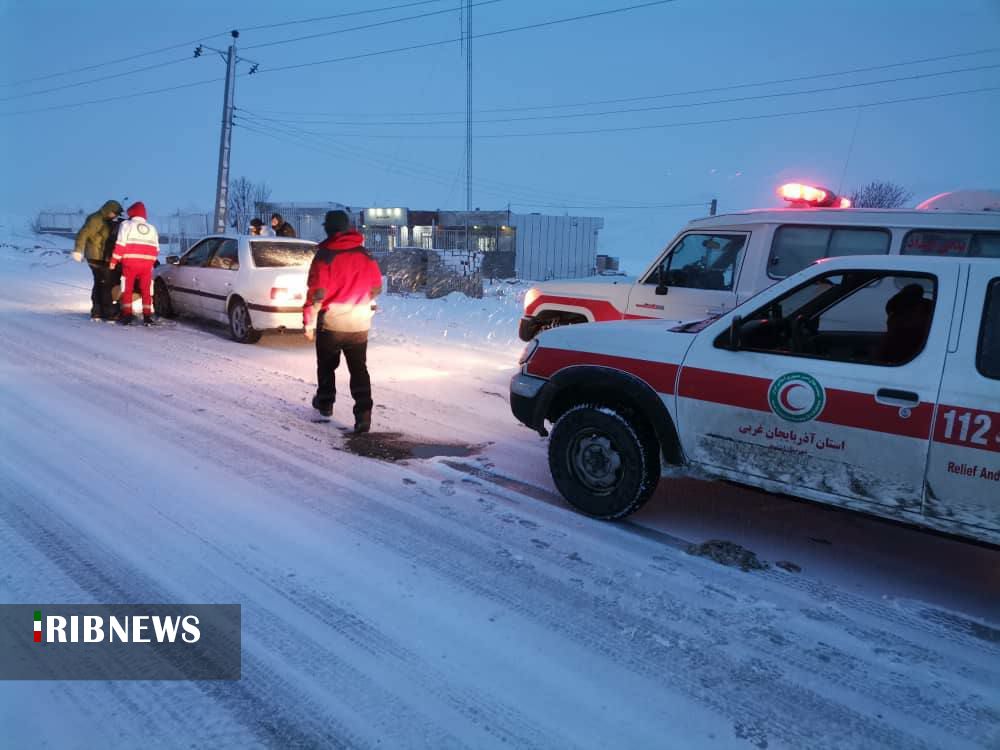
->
xmin=509 ymin=372 xmax=550 ymax=436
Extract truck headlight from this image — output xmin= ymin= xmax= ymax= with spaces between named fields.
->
xmin=524 ymin=287 xmax=541 ymax=312
xmin=518 ymin=339 xmax=539 ymax=365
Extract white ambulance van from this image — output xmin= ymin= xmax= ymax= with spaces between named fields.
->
xmin=518 ymin=185 xmax=1000 ymax=340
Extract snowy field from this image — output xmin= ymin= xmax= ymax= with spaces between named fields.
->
xmin=1 ymin=219 xmax=998 ymax=749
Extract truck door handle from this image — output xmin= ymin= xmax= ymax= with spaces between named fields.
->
xmin=875 ymin=388 xmax=920 ymax=407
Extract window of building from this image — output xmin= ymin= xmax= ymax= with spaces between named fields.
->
xmin=978 ymin=278 xmax=1000 ymax=380
xmin=644 ymin=233 xmax=747 ymax=291
xmin=717 ymin=270 xmax=937 ymax=366
xmin=768 ymin=226 xmax=890 ymax=279
xmin=901 ymin=230 xmax=1000 ymax=258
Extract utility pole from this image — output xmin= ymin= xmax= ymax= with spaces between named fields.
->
xmin=709 ymin=198 xmax=718 ymax=216
xmin=213 ymin=30 xmax=239 ymax=233
xmin=465 ymin=0 xmax=472 ymax=211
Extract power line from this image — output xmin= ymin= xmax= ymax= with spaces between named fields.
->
xmin=241 ymin=0 xmax=453 ymax=32
xmin=0 ymin=56 xmax=196 ymax=103
xmin=0 ymin=76 xmax=222 ymax=116
xmin=240 ymin=84 xmax=1000 ymax=139
xmin=247 ymin=46 xmax=1000 ymax=118
xmin=1 ymin=0 xmax=678 ymax=116
xmin=241 ymin=63 xmax=1000 ymax=127
xmin=258 ymin=0 xmax=681 ymax=76
xmin=2 ymin=33 xmax=232 ymax=88
xmin=243 ymin=0 xmax=504 ymax=51
xmin=2 ymin=0 xmax=453 ymax=88
xmin=235 ymin=115 xmax=695 ymax=209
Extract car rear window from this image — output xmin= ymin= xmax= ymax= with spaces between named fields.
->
xmin=978 ymin=278 xmax=1000 ymax=380
xmin=250 ymin=241 xmax=316 ymax=267
xmin=901 ymin=230 xmax=1000 ymax=258
xmin=768 ymin=225 xmax=890 ymax=279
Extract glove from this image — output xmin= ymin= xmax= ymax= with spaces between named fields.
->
xmin=304 ymin=328 xmax=315 ymax=342
xmin=71 ymin=251 xmax=83 ymax=263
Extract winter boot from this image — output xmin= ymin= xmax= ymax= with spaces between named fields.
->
xmin=143 ymin=315 xmax=155 ymax=327
xmin=117 ymin=315 xmax=134 ymax=326
xmin=311 ymin=396 xmax=333 ymax=418
xmin=354 ymin=410 xmax=372 ymax=434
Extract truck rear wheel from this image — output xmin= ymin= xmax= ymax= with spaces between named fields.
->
xmin=548 ymin=404 xmax=660 ymax=519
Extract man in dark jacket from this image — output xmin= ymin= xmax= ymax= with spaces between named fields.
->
xmin=303 ymin=210 xmax=383 ymax=432
xmin=72 ymin=199 xmax=123 ymax=319
xmin=271 ymin=212 xmax=297 ymax=237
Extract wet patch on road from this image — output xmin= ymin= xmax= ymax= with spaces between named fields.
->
xmin=686 ymin=539 xmax=770 ymax=572
xmin=340 ymin=431 xmax=482 ymax=462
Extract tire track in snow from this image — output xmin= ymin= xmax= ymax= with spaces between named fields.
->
xmin=4 ymin=310 xmax=999 ymax=748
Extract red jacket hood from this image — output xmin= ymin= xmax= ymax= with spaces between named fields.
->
xmin=319 ymin=230 xmax=365 ymax=250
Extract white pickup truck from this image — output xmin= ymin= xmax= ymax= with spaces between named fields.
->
xmin=511 ymin=254 xmax=1000 ymax=546
xmin=518 ymin=191 xmax=1000 ymax=341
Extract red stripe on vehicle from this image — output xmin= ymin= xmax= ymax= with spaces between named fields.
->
xmin=527 ymin=347 xmax=679 ymax=394
xmin=679 ymin=366 xmax=934 ymax=439
xmin=526 ymin=295 xmax=624 ymax=322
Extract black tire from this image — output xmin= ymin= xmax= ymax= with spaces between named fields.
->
xmin=228 ymin=298 xmax=262 ymax=344
xmin=153 ymin=279 xmax=176 ymax=318
xmin=548 ymin=403 xmax=660 ymax=519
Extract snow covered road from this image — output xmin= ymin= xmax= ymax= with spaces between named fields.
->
xmin=1 ymin=233 xmax=998 ymax=749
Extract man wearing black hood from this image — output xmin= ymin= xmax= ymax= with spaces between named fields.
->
xmin=72 ymin=199 xmax=123 ymax=320
xmin=271 ymin=212 xmax=297 ymax=237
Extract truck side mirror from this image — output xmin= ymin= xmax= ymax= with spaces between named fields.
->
xmin=655 ymin=264 xmax=669 ymax=296
xmin=728 ymin=314 xmax=743 ymax=349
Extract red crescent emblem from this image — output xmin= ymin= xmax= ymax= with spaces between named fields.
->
xmin=779 ymin=383 xmax=805 ymax=412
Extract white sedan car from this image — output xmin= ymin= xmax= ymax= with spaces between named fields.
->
xmin=154 ymin=234 xmax=317 ymax=343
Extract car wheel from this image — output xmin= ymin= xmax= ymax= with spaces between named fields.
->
xmin=548 ymin=404 xmax=660 ymax=519
xmin=153 ymin=279 xmax=176 ymax=318
xmin=228 ymin=298 xmax=261 ymax=344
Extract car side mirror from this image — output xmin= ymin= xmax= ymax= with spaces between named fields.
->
xmin=166 ymin=255 xmax=180 ymax=265
xmin=728 ymin=314 xmax=743 ymax=350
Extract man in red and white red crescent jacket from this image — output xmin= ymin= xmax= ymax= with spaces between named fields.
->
xmin=303 ymin=210 xmax=383 ymax=432
xmin=110 ymin=201 xmax=159 ymax=325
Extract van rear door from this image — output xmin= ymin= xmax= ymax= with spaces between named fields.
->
xmin=923 ymin=267 xmax=1000 ymax=535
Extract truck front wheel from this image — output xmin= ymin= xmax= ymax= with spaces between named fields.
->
xmin=548 ymin=404 xmax=660 ymax=519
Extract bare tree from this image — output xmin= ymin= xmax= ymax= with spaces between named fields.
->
xmin=228 ymin=177 xmax=272 ymax=233
xmin=848 ymin=180 xmax=913 ymax=209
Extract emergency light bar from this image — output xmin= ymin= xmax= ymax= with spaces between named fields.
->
xmin=778 ymin=183 xmax=851 ymax=208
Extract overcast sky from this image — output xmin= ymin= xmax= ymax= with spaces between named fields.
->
xmin=2 ymin=0 xmax=999 ymax=268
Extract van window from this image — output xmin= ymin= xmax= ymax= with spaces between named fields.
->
xmin=768 ymin=226 xmax=890 ymax=279
xmin=645 ymin=233 xmax=747 ymax=291
xmin=719 ymin=270 xmax=937 ymax=367
xmin=902 ymin=230 xmax=1000 ymax=258
xmin=978 ymin=278 xmax=1000 ymax=379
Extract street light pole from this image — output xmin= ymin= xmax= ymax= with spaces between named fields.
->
xmin=213 ymin=30 xmax=239 ymax=233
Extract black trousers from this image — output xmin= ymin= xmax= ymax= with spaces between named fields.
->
xmin=315 ymin=330 xmax=373 ymax=418
xmin=88 ymin=262 xmax=121 ymax=318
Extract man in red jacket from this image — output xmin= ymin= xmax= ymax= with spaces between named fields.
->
xmin=304 ymin=210 xmax=383 ymax=432
xmin=109 ymin=201 xmax=159 ymax=326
